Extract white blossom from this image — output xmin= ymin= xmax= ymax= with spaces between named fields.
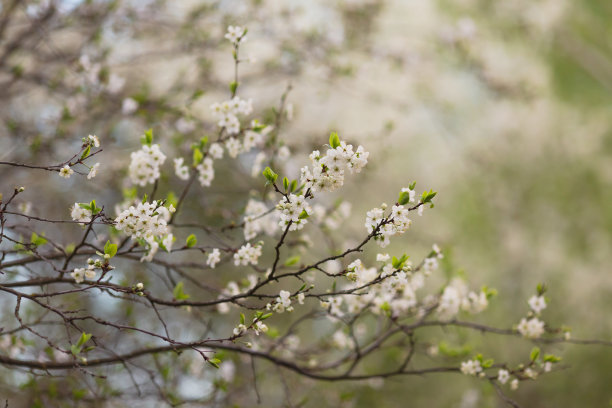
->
xmin=233 ymin=243 xmax=262 ymax=266
xmin=225 ymin=25 xmax=247 ymax=44
xmin=207 ymin=248 xmax=221 ymax=268
xmin=129 ymin=144 xmax=166 ymax=186
xmin=528 ymin=295 xmax=547 ymax=314
xmin=460 ymin=359 xmax=482 ymax=376
xmin=59 ymin=165 xmax=74 ymax=179
xmin=174 ymin=157 xmax=190 ymax=180
xmin=517 ymin=317 xmax=545 ymax=339
xmin=87 ymin=162 xmax=100 ymax=179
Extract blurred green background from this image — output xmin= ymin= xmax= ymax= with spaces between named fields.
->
xmin=1 ymin=0 xmax=612 ymax=406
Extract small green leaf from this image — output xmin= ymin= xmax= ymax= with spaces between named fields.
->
xmin=208 ymin=358 xmax=221 ymax=369
xmin=290 ymin=179 xmax=298 ymax=192
xmin=193 ymin=148 xmax=203 ymax=165
xmin=398 ymin=191 xmax=411 ymax=205
xmin=229 ymin=81 xmax=238 ymax=95
xmin=30 ymin=232 xmax=48 ymax=247
xmin=104 ymin=240 xmax=117 ymax=258
xmin=530 ymin=347 xmax=540 ymax=361
xmin=283 ymin=176 xmax=289 ymax=192
xmin=240 ymin=313 xmax=245 ymax=325
xmin=284 ymin=255 xmax=300 ymax=266
xmin=77 ymin=332 xmax=92 ymax=347
xmin=260 ymin=313 xmax=273 ymax=320
xmin=186 ymin=234 xmax=197 ymax=248
xmin=298 ymin=209 xmax=309 ymax=219
xmin=80 ymin=145 xmax=91 ymax=160
xmin=421 ymin=189 xmax=437 ymax=204
xmin=329 ymin=131 xmax=340 ymax=149
xmin=172 ymin=281 xmax=190 ymax=301
xmin=482 ymin=358 xmax=494 ymax=368
xmin=141 ymin=128 xmax=153 ymax=145
xmin=543 ymin=354 xmax=562 ymax=363
xmin=262 ymin=167 xmax=278 ymax=184
xmin=70 ymin=345 xmax=81 ymax=356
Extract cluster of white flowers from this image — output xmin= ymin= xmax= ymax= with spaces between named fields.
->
xmin=209 ymin=142 xmax=224 ymax=159
xmin=59 ymin=165 xmax=74 ymax=179
xmin=71 ymin=257 xmax=110 ymax=283
xmin=517 ymin=317 xmax=545 ymax=339
xmin=225 ymin=25 xmax=247 ymax=44
xmin=300 ymin=140 xmax=369 ymax=195
xmin=322 ymin=257 xmax=424 ymax=319
xmin=129 ymin=144 xmax=166 ymax=186
xmin=114 ymin=201 xmax=175 ymax=262
xmin=210 ymin=96 xmax=253 ymax=136
xmin=365 ymin=203 xmax=412 ymax=248
xmin=276 ymin=194 xmax=312 ymax=231
xmin=207 ymin=248 xmax=221 ymax=268
xmin=267 ymin=290 xmax=293 ymax=313
xmin=460 ymin=359 xmax=483 ymax=376
xmin=437 ymin=278 xmax=489 ymax=320
xmin=233 ymin=242 xmax=263 ymax=266
xmin=70 ymin=203 xmax=92 ymax=224
xmin=174 ymin=158 xmax=190 ymax=180
xmin=196 ymin=158 xmax=214 ymax=187
xmin=243 ymin=199 xmax=278 ymax=240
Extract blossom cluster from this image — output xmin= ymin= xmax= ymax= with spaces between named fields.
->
xmin=71 ymin=257 xmax=111 ymax=283
xmin=436 ymin=278 xmax=490 ymax=320
xmin=300 ymin=138 xmax=369 ymax=195
xmin=276 ymin=194 xmax=313 ymax=231
xmin=210 ymin=96 xmax=253 ymax=136
xmin=114 ymin=201 xmax=175 ymax=261
xmin=365 ymin=203 xmax=412 ymax=248
xmin=233 ymin=242 xmax=263 ymax=266
xmin=129 ymin=144 xmax=167 ymax=186
xmin=244 ymin=199 xmax=278 ymax=240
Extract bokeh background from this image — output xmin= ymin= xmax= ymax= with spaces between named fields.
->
xmin=1 ymin=0 xmax=611 ymax=406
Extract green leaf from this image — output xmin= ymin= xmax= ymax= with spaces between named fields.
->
xmin=141 ymin=128 xmax=153 ymax=145
xmin=70 ymin=344 xmax=81 ymax=356
xmin=329 ymin=131 xmax=340 ymax=149
xmin=284 ymin=255 xmax=300 ymax=266
xmin=80 ymin=145 xmax=91 ymax=160
xmin=208 ymin=358 xmax=221 ymax=369
xmin=482 ymin=358 xmax=494 ymax=368
xmin=262 ymin=166 xmax=278 ymax=184
xmin=543 ymin=354 xmax=562 ymax=363
xmin=186 ymin=234 xmax=197 ymax=248
xmin=193 ymin=147 xmax=203 ymax=165
xmin=173 ymin=281 xmax=190 ymax=301
xmin=290 ymin=179 xmax=298 ymax=192
xmin=240 ymin=313 xmax=245 ymax=325
xmin=283 ymin=176 xmax=289 ymax=192
xmin=78 ymin=203 xmax=91 ymax=211
xmin=530 ymin=347 xmax=540 ymax=361
xmin=298 ymin=209 xmax=309 ymax=219
xmin=408 ymin=181 xmax=416 ymax=190
xmin=398 ymin=191 xmax=411 ymax=205
xmin=30 ymin=232 xmax=48 ymax=247
xmin=229 ymin=81 xmax=238 ymax=95
xmin=77 ymin=332 xmax=92 ymax=347
xmin=421 ymin=189 xmax=437 ymax=204
xmin=260 ymin=313 xmax=273 ymax=320
xmin=104 ymin=240 xmax=117 ymax=258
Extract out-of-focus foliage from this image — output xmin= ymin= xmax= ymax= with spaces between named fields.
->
xmin=1 ymin=0 xmax=611 ymax=407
